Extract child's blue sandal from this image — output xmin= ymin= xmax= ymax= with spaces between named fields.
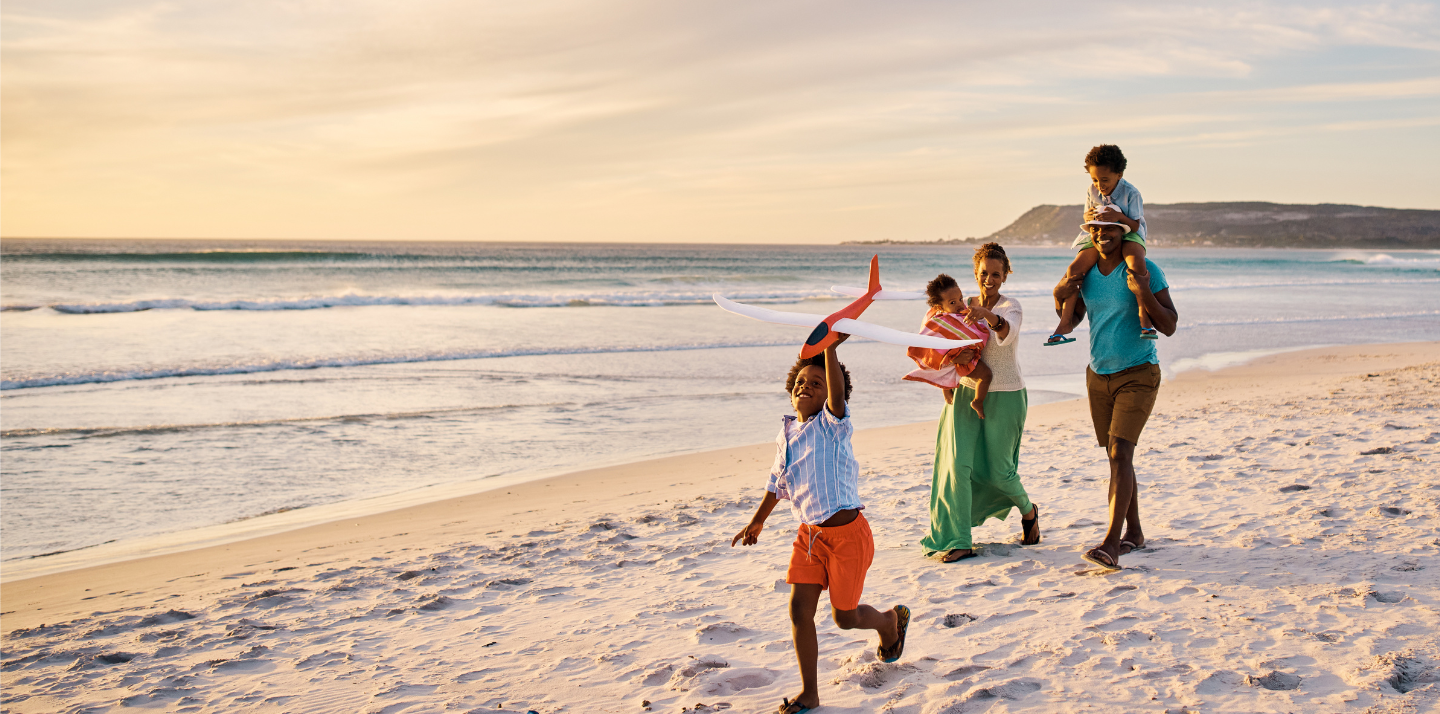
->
xmin=1044 ymin=334 xmax=1075 ymax=346
xmin=1140 ymin=328 xmax=1158 ymax=340
xmin=778 ymin=697 xmax=812 ymax=714
xmin=878 ymin=605 xmax=911 ymax=663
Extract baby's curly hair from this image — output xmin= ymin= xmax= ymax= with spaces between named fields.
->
xmin=785 ymin=355 xmax=853 ymax=401
xmin=1084 ymin=144 xmax=1127 ymax=174
xmin=972 ymin=242 xmax=1013 ymax=275
xmin=924 ymin=273 xmax=960 ymax=309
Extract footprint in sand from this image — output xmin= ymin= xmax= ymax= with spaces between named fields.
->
xmin=940 ymin=678 xmax=1043 ymax=709
xmin=941 ymin=663 xmax=990 ymax=681
xmin=1247 ymin=670 xmax=1302 ymax=690
xmin=941 ymin=613 xmax=978 ymax=628
xmin=693 ymin=623 xmax=752 ymax=644
xmin=1157 ymin=587 xmax=1199 ymax=603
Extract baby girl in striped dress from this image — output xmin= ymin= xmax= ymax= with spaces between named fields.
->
xmin=904 ymin=274 xmax=993 ymax=419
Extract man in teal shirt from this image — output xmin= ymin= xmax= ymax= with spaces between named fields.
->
xmin=1053 ymin=221 xmax=1178 ymax=571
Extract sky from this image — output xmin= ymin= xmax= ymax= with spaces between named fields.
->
xmin=3 ymin=1 xmax=1439 ymax=243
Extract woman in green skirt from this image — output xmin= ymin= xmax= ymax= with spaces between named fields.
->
xmin=921 ymin=242 xmax=1040 ymax=562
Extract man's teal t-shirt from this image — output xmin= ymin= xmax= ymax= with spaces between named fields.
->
xmin=1079 ymin=257 xmax=1169 ymax=375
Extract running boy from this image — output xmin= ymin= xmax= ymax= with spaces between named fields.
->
xmin=903 ymin=274 xmax=993 ymax=419
xmin=1047 ymin=144 xmax=1154 ymax=344
xmin=731 ymin=340 xmax=910 ymax=714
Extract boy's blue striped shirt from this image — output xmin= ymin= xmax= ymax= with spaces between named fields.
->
xmin=766 ymin=407 xmax=863 ymax=526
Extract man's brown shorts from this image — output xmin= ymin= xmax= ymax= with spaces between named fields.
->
xmin=1086 ymin=363 xmax=1161 ymax=447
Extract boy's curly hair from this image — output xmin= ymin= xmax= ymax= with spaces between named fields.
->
xmin=1084 ymin=144 xmax=1127 ymax=174
xmin=972 ymin=242 xmax=1013 ymax=275
xmin=785 ymin=355 xmax=853 ymax=401
xmin=924 ymin=273 xmax=960 ymax=309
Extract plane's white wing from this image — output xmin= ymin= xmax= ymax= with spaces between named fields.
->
xmin=833 ymin=318 xmax=982 ymax=350
xmin=831 ymin=286 xmax=926 ymax=300
xmin=714 ymin=294 xmax=980 ymax=350
xmin=713 ymin=294 xmax=825 ymax=327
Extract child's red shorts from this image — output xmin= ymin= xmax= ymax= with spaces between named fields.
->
xmin=786 ymin=512 xmax=875 ymax=611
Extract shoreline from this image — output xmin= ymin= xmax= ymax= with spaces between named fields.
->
xmin=0 ymin=339 xmax=1371 ymax=583
xmin=3 ymin=340 xmax=1432 ymax=605
xmin=2 ymin=341 xmax=1435 ymax=713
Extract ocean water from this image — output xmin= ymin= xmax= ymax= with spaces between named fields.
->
xmin=3 ymin=239 xmax=1439 ymax=570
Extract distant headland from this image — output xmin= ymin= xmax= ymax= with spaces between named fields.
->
xmin=844 ymin=202 xmax=1440 ymax=248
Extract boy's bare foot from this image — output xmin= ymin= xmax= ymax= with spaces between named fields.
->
xmin=778 ymin=694 xmax=819 ymax=713
xmin=970 ymin=399 xmax=985 ymax=419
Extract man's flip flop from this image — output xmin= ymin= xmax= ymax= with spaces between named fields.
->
xmin=1082 ymin=547 xmax=1122 ymax=571
xmin=1044 ymin=334 xmax=1076 ymax=346
xmin=1140 ymin=328 xmax=1158 ymax=340
xmin=1119 ymin=539 xmax=1145 ymax=555
xmin=878 ymin=605 xmax=911 ymax=663
xmin=777 ymin=697 xmax=812 ymax=714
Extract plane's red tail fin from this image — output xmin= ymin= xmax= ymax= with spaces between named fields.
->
xmin=868 ymin=255 xmax=881 ymax=295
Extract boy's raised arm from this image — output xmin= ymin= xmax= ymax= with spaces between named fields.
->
xmin=824 ymin=343 xmax=846 ymax=418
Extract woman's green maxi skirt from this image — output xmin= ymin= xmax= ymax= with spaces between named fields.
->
xmin=920 ymin=386 xmax=1032 ymax=554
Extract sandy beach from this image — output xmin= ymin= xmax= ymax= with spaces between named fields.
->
xmin=2 ymin=342 xmax=1437 ymax=713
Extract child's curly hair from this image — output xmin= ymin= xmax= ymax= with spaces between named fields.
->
xmin=785 ymin=355 xmax=853 ymax=401
xmin=972 ymin=242 xmax=1013 ymax=275
xmin=1084 ymin=144 xmax=1127 ymax=174
xmin=924 ymin=273 xmax=960 ymax=309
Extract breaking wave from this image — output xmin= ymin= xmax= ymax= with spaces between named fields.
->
xmin=0 ymin=340 xmax=795 ymax=390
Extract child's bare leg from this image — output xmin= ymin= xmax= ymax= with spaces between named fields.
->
xmin=832 ymin=604 xmax=900 ymax=648
xmin=785 ymin=584 xmax=824 ymax=711
xmin=1051 ymin=249 xmax=1099 ymax=341
xmin=1121 ymin=243 xmax=1155 ymax=333
xmin=969 ymin=360 xmax=992 ymax=420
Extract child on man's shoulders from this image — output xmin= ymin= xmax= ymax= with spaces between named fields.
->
xmin=1048 ymin=144 xmax=1157 ymax=345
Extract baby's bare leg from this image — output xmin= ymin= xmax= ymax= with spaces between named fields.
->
xmin=1052 ymin=249 xmax=1099 ymax=339
xmin=1121 ymin=243 xmax=1154 ymax=331
xmin=969 ymin=360 xmax=992 ymax=420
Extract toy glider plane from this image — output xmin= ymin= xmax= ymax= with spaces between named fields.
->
xmin=713 ymin=255 xmax=984 ymax=358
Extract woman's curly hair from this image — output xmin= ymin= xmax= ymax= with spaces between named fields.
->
xmin=972 ymin=242 xmax=1012 ymax=275
xmin=924 ymin=273 xmax=960 ymax=309
xmin=1084 ymin=144 xmax=1127 ymax=174
xmin=785 ymin=355 xmax=853 ymax=401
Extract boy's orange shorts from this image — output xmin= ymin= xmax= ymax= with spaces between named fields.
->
xmin=786 ymin=512 xmax=874 ymax=611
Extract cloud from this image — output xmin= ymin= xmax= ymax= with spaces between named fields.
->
xmin=3 ymin=0 xmax=1439 ymax=240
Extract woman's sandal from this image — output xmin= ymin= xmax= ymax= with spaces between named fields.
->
xmin=1044 ymin=334 xmax=1076 ymax=346
xmin=877 ymin=605 xmax=910 ymax=663
xmin=1021 ymin=504 xmax=1041 ymax=546
xmin=940 ymin=549 xmax=977 ymax=563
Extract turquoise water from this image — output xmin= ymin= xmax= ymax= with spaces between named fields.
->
xmin=3 ymin=240 xmax=1438 ymax=563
